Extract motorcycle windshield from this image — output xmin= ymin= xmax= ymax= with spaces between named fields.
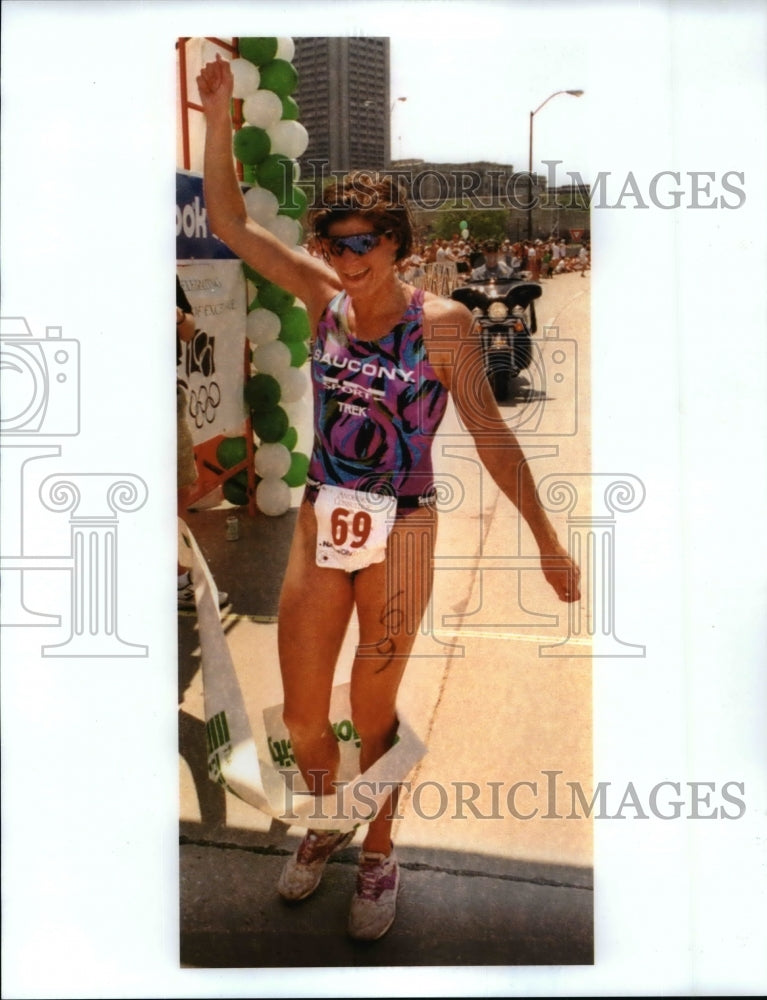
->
xmin=452 ymin=279 xmax=542 ymax=311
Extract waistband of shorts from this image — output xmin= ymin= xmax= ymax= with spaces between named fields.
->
xmin=303 ymin=478 xmax=437 ymax=511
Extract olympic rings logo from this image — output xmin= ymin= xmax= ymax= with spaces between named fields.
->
xmin=188 ymin=381 xmax=221 ymax=428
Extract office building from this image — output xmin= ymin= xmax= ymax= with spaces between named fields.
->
xmin=292 ymin=37 xmax=391 ymax=175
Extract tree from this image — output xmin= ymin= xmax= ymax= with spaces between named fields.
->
xmin=427 ymin=203 xmax=510 ymax=243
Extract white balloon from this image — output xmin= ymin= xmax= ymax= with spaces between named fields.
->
xmin=252 ymin=339 xmax=291 ymax=375
xmin=285 ymin=389 xmax=311 ymax=418
xmin=242 ymin=89 xmax=283 ymax=129
xmin=254 ymin=442 xmax=292 ymax=479
xmin=267 ymin=215 xmax=301 ymax=247
xmin=230 ymin=58 xmax=260 ymax=98
xmin=246 ymin=307 xmax=281 ymax=345
xmin=284 ymin=398 xmax=313 ymax=454
xmin=277 ymin=366 xmax=308 ymax=403
xmin=244 ymin=185 xmax=279 ymax=225
xmin=257 ymin=477 xmax=291 ymax=516
xmin=267 ymin=120 xmax=309 ymax=159
xmin=275 ymin=37 xmax=295 ymax=61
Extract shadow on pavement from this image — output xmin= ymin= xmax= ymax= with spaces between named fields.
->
xmin=180 ymin=504 xmax=298 ymax=620
xmin=179 ymin=821 xmax=593 ymax=969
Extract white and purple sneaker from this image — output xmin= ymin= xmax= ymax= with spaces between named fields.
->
xmin=277 ymin=828 xmax=355 ymax=901
xmin=347 ymin=848 xmax=400 ymax=940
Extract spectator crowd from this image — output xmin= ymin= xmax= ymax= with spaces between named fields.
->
xmin=397 ymin=234 xmax=590 ymax=283
xmin=304 ymin=230 xmax=590 ymax=295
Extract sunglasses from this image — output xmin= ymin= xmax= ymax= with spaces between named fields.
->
xmin=323 ymin=231 xmax=392 ymax=257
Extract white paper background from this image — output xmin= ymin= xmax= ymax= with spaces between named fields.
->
xmin=2 ymin=1 xmax=765 ymax=996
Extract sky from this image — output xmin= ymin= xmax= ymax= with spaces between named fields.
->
xmin=388 ymin=15 xmax=594 ymax=175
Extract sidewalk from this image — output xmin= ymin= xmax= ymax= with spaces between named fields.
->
xmin=178 ymin=306 xmax=593 ymax=967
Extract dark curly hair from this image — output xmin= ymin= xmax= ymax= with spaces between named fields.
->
xmin=310 ymin=171 xmax=414 ymax=262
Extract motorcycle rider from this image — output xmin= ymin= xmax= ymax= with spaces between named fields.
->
xmin=470 ymin=239 xmax=513 ymax=280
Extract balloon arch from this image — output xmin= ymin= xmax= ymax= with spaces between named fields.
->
xmin=177 ymin=36 xmax=312 ymax=518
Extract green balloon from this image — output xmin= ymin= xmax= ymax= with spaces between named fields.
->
xmin=258 ymin=280 xmax=295 ymax=315
xmin=252 ymin=405 xmax=289 ymax=443
xmin=279 ymin=185 xmax=308 ymax=220
xmin=287 ymin=339 xmax=309 ymax=368
xmin=216 ymin=436 xmax=247 ymax=469
xmin=278 ymin=305 xmax=311 ymax=343
xmin=256 ymin=154 xmax=294 ymax=200
xmin=239 ymin=37 xmax=278 ymax=66
xmin=223 ymin=470 xmax=249 ymax=506
xmin=233 ymin=126 xmax=271 ymax=165
xmin=279 ymin=426 xmax=299 ymax=451
xmin=281 ymin=95 xmax=300 ymax=120
xmin=244 ymin=372 xmax=282 ymax=413
xmin=459 ymin=220 xmax=468 ymax=229
xmin=242 ymin=164 xmax=259 ymax=185
xmin=283 ymin=451 xmax=310 ymax=488
xmin=259 ymin=59 xmax=298 ymax=97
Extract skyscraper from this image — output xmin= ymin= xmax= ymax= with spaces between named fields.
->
xmin=292 ymin=37 xmax=391 ymax=175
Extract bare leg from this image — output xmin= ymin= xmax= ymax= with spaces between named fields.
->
xmin=278 ymin=502 xmax=355 ymax=796
xmin=350 ymin=507 xmax=437 ymax=853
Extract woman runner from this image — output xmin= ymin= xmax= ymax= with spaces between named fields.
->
xmin=197 ymin=55 xmax=580 ymax=941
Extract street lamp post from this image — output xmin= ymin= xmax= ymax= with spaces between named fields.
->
xmin=362 ymin=96 xmax=406 ymax=168
xmin=390 ymin=95 xmax=407 ymax=162
xmin=527 ymin=89 xmax=583 ymax=240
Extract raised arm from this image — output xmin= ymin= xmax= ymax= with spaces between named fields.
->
xmin=425 ymin=297 xmax=581 ymax=603
xmin=196 ymin=55 xmax=338 ymax=319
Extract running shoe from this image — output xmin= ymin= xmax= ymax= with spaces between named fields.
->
xmin=347 ymin=848 xmax=400 ymax=940
xmin=277 ymin=828 xmax=355 ymax=901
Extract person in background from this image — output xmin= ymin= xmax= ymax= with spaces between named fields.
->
xmin=551 ymin=238 xmax=566 ymax=274
xmin=470 ymin=238 xmax=512 ymax=280
xmin=578 ymin=242 xmax=590 ymax=277
xmin=540 ymin=241 xmax=553 ymax=279
xmin=527 ymin=239 xmax=542 ymax=281
xmin=435 ymin=238 xmax=459 ymax=264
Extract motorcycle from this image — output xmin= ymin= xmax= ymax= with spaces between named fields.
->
xmin=451 ymin=273 xmax=542 ymax=401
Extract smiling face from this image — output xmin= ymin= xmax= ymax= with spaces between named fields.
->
xmin=323 ymin=214 xmax=399 ymax=292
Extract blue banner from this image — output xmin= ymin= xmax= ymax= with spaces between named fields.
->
xmin=176 ymin=170 xmax=240 ymax=261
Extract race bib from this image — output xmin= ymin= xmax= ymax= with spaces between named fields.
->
xmin=314 ymin=485 xmax=397 ymax=572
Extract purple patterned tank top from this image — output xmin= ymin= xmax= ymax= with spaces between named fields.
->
xmin=307 ymin=288 xmax=448 ymax=501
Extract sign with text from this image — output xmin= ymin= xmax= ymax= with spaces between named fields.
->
xmin=176 ymin=259 xmax=247 ymax=445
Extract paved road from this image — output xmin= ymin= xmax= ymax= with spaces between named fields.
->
xmin=179 ymin=271 xmax=593 ymax=970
